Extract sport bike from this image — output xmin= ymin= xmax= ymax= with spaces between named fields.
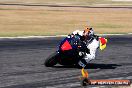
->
xmin=44 ymin=34 xmax=88 ymax=67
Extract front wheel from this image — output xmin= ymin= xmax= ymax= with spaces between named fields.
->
xmin=44 ymin=52 xmax=59 ymax=67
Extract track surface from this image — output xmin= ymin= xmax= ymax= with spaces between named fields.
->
xmin=0 ymin=35 xmax=132 ymax=88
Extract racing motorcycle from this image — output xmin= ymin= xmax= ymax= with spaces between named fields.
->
xmin=44 ymin=34 xmax=88 ymax=67
xmin=44 ymin=34 xmax=107 ymax=67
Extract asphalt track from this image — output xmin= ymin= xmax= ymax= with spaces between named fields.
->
xmin=0 ymin=35 xmax=132 ymax=88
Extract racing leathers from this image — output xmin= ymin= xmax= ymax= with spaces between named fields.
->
xmin=72 ymin=30 xmax=100 ymax=68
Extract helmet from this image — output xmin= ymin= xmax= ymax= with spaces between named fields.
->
xmin=83 ymin=26 xmax=94 ymax=36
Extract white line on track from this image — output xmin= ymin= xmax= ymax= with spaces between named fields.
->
xmin=0 ymin=33 xmax=131 ymax=39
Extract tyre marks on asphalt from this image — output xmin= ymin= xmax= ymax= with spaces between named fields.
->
xmin=0 ymin=35 xmax=132 ymax=88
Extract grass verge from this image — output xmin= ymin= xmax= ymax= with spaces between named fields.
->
xmin=0 ymin=5 xmax=132 ymax=37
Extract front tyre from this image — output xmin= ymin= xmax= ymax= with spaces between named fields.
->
xmin=44 ymin=52 xmax=59 ymax=67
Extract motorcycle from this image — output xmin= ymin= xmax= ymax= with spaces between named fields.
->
xmin=44 ymin=34 xmax=88 ymax=67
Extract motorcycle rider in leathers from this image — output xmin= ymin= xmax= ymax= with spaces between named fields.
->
xmin=72 ymin=27 xmax=100 ymax=68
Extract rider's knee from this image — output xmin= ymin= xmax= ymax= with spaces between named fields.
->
xmin=84 ymin=53 xmax=95 ymax=62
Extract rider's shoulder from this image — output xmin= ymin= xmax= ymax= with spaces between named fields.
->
xmin=72 ymin=30 xmax=83 ymax=36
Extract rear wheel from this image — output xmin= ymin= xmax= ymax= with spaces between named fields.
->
xmin=44 ymin=52 xmax=59 ymax=67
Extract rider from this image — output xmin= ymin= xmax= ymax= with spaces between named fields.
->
xmin=72 ymin=26 xmax=100 ymax=68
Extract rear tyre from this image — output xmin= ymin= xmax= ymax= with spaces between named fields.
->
xmin=44 ymin=52 xmax=59 ymax=67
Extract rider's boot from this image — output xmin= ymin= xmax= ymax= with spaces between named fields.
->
xmin=78 ymin=58 xmax=87 ymax=68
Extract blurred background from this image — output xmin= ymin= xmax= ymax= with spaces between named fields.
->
xmin=0 ymin=0 xmax=132 ymax=36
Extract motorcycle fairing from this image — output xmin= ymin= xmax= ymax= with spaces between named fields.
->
xmin=59 ymin=37 xmax=79 ymax=51
xmin=61 ymin=40 xmax=72 ymax=51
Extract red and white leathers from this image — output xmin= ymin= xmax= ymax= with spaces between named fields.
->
xmin=72 ymin=30 xmax=100 ymax=67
